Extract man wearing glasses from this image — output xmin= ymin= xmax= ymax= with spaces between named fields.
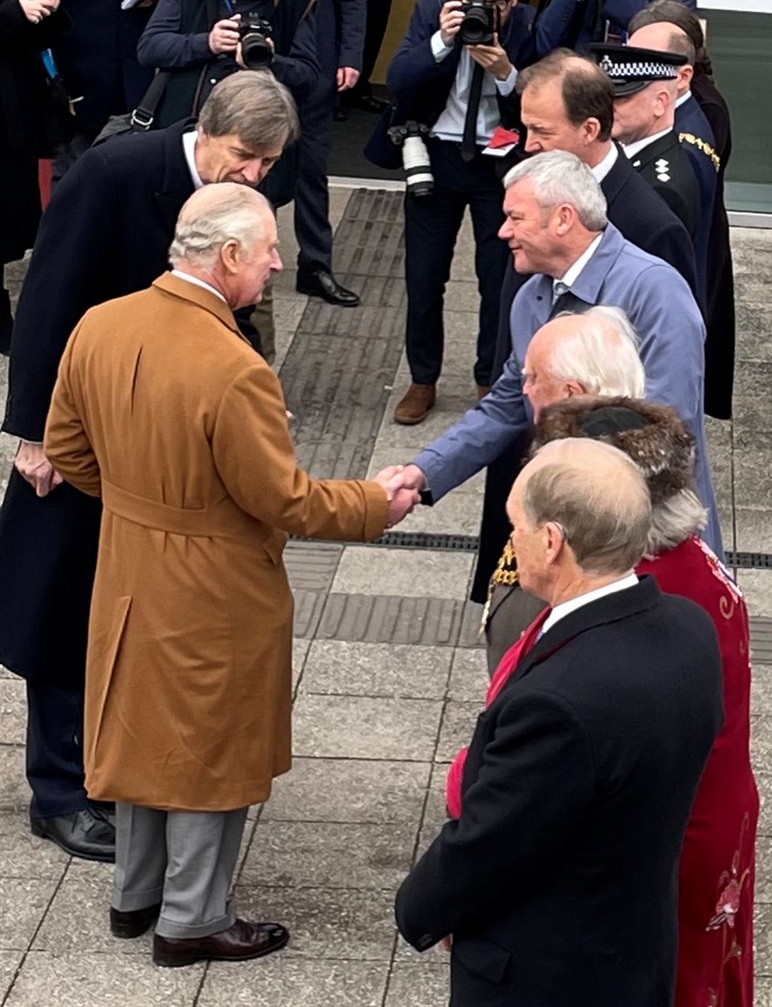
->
xmin=387 ymin=0 xmax=533 ymax=426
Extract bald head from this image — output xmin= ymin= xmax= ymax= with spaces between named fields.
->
xmin=523 ymin=308 xmax=645 ymax=419
xmin=510 ymin=438 xmax=651 ymax=584
xmin=629 ymin=22 xmax=696 ymax=65
xmin=169 ymin=184 xmax=272 ymax=269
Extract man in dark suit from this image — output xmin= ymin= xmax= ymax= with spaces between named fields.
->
xmin=387 ymin=0 xmax=533 ymax=425
xmin=471 ymin=49 xmax=697 ymax=600
xmin=396 ymin=437 xmax=723 ymax=1007
xmin=0 ymin=70 xmax=298 ymax=862
xmin=293 ymin=0 xmax=366 ymax=306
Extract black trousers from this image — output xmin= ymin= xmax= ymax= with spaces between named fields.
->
xmin=404 ymin=139 xmax=509 ymax=387
xmin=294 ymin=78 xmax=337 ymax=275
xmin=26 ymin=680 xmax=87 ymax=819
xmin=347 ymin=0 xmax=393 ymax=98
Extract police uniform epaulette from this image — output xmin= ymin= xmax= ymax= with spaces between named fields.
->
xmin=679 ymin=132 xmax=720 ymax=173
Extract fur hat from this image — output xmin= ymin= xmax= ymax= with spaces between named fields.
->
xmin=531 ymin=396 xmax=696 ymax=507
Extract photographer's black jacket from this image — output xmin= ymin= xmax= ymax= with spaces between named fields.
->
xmin=137 ymin=0 xmax=319 ymax=128
xmin=386 ymin=0 xmax=534 ymax=132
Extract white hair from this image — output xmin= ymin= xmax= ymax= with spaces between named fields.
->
xmin=168 ymin=185 xmax=270 ymax=269
xmin=646 ymin=489 xmax=708 ymax=556
xmin=548 ymin=307 xmax=646 ymax=397
xmin=503 ymin=151 xmax=608 ymax=231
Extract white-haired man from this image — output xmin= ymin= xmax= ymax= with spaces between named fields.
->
xmin=484 ymin=305 xmax=645 ymax=670
xmin=43 ymin=184 xmax=418 ymax=966
xmin=389 ymin=150 xmax=722 ymax=559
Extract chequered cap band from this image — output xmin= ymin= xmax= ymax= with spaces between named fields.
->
xmin=599 ymin=54 xmax=679 ymax=80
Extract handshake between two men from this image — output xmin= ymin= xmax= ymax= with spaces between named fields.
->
xmin=373 ymin=464 xmax=427 ymax=529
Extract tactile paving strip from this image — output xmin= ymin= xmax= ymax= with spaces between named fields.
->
xmin=315 ymin=593 xmax=483 ymax=647
xmin=752 ymin=618 xmax=772 ymax=664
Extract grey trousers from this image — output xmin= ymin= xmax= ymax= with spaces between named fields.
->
xmin=112 ymin=803 xmax=248 ymax=939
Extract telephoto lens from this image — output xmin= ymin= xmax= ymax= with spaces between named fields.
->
xmin=402 ymin=135 xmax=434 ymax=196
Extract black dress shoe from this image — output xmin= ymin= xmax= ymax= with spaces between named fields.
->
xmin=153 ymin=918 xmax=289 ymax=968
xmin=296 ymin=270 xmax=360 ymax=307
xmin=30 ymin=808 xmax=116 ymax=862
xmin=110 ymin=902 xmax=162 ymax=939
xmin=347 ymin=93 xmax=390 ymax=114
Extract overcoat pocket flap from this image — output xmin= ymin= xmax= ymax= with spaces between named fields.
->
xmin=454 ymin=938 xmax=512 ymax=984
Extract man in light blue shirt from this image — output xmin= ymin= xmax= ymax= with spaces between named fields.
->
xmin=393 ymin=150 xmax=723 ymax=557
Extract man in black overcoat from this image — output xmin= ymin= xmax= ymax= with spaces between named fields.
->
xmin=0 ymin=70 xmax=298 ymax=861
xmin=396 ymin=437 xmax=723 ymax=1007
xmin=471 ymin=49 xmax=697 ymax=601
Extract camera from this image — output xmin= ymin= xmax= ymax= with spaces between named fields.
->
xmin=388 ymin=121 xmax=433 ymax=197
xmin=459 ymin=0 xmax=500 ymax=46
xmin=239 ymin=11 xmax=274 ymax=69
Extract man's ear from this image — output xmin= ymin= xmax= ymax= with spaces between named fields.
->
xmin=219 ymin=239 xmax=241 ymax=275
xmin=582 ymin=117 xmax=601 ymax=145
xmin=543 ymin=521 xmax=567 ymax=564
xmin=554 ymin=203 xmax=576 ymax=236
xmin=565 ymin=380 xmax=586 ymax=399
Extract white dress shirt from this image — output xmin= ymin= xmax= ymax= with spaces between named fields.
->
xmin=590 ymin=142 xmax=619 ymax=183
xmin=621 ymin=126 xmax=673 ymax=161
xmin=429 ymin=31 xmax=517 ymax=146
xmin=541 ymin=574 xmax=639 ymax=636
xmin=170 ymin=270 xmax=227 ymax=303
xmin=552 ymin=233 xmax=603 ymax=300
xmin=182 ymin=130 xmax=204 ymax=190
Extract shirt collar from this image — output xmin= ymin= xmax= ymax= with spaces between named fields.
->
xmin=182 ymin=130 xmax=204 ymax=190
xmin=675 ymin=91 xmax=692 ymax=109
xmin=541 ymin=574 xmax=639 ymax=636
xmin=590 ymin=142 xmax=618 ymax=183
xmin=621 ymin=126 xmax=673 ymax=161
xmin=555 ymin=233 xmax=604 ymax=290
xmin=170 ymin=269 xmax=227 ymax=303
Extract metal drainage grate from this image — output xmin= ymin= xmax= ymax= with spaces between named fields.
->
xmin=297 ymin=531 xmax=772 ymax=569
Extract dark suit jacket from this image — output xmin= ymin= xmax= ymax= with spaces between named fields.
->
xmin=386 ymin=0 xmax=533 ymax=130
xmin=4 ymin=118 xmax=194 ymax=442
xmin=396 ymin=577 xmax=723 ymax=1007
xmin=470 ymin=147 xmax=697 ymax=602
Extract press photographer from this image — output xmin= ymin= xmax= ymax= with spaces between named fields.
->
xmin=385 ymin=0 xmax=533 ymax=426
xmin=137 ymin=0 xmax=318 ymax=128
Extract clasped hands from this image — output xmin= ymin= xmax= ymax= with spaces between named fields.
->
xmin=373 ymin=464 xmax=426 ymax=529
xmin=439 ymin=0 xmax=514 ymax=81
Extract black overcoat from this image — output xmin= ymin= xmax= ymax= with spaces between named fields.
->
xmin=470 ymin=150 xmax=697 ymax=601
xmin=396 ymin=578 xmax=723 ymax=1007
xmin=0 ymin=1 xmax=70 ymax=263
xmin=0 ymin=119 xmax=195 ymax=684
xmin=692 ymin=71 xmax=735 ymax=420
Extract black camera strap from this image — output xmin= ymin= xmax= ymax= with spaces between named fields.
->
xmin=129 ymin=71 xmax=172 ymax=131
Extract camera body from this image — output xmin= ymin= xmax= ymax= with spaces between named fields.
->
xmin=458 ymin=0 xmax=500 ymax=46
xmin=239 ymin=11 xmax=274 ymax=69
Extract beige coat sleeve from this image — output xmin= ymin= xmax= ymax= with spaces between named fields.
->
xmin=212 ymin=361 xmax=389 ymax=541
xmin=43 ymin=327 xmax=102 ymax=498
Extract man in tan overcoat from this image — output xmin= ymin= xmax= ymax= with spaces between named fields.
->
xmin=44 ymin=183 xmax=418 ymax=968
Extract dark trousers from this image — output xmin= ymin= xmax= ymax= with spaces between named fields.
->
xmin=347 ymin=0 xmax=393 ymax=98
xmin=404 ymin=139 xmax=509 ymax=387
xmin=26 ymin=680 xmax=87 ymax=819
xmin=294 ymin=79 xmax=337 ymax=275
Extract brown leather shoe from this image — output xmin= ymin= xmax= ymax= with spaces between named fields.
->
xmin=476 ymin=384 xmax=491 ymax=400
xmin=394 ymin=383 xmax=436 ymax=425
xmin=153 ymin=918 xmax=289 ymax=968
xmin=110 ymin=902 xmax=162 ymax=939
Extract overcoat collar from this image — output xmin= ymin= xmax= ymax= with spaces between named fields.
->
xmin=155 ymin=119 xmax=198 ymax=231
xmin=152 ymin=272 xmax=241 ymax=336
xmin=499 ymin=575 xmax=662 ymax=693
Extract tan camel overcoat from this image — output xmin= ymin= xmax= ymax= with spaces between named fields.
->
xmin=44 ymin=273 xmax=389 ymax=811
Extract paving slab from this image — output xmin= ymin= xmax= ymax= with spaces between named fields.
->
xmin=435 ymin=701 xmax=482 ymax=765
xmin=4 ymin=950 xmax=204 ymax=1007
xmin=332 ymin=548 xmax=474 ymax=600
xmin=0 ymin=876 xmax=59 ymax=951
xmin=384 ymin=960 xmax=450 ymax=1007
xmin=263 ymin=757 xmax=431 ymax=826
xmin=752 ymin=667 xmax=772 ymax=717
xmin=199 ymin=958 xmax=388 ymax=1007
xmin=232 ymin=884 xmax=397 ymax=961
xmin=240 ymin=821 xmax=414 ymax=890
xmin=300 ymin=640 xmax=452 ymax=699
xmin=0 ymin=679 xmax=26 ymax=747
xmin=738 ymin=571 xmax=772 ymax=619
xmin=315 ymin=593 xmax=466 ymax=646
xmin=448 ymin=647 xmax=489 ymax=702
xmin=0 ymin=812 xmax=70 ymax=880
xmin=0 ymin=951 xmax=22 ymax=1002
xmin=0 ymin=746 xmax=30 ymax=814
xmin=291 ymin=694 xmax=443 ymax=761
